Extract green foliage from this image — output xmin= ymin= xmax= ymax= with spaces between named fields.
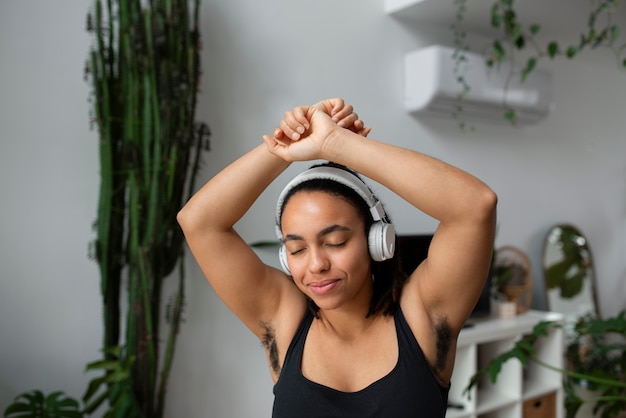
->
xmin=454 ymin=0 xmax=626 ymax=125
xmin=544 ymin=226 xmax=592 ymax=299
xmin=465 ymin=312 xmax=626 ymax=418
xmin=85 ymin=0 xmax=209 ymax=416
xmin=82 ymin=346 xmax=140 ymax=418
xmin=4 ymin=391 xmax=82 ymax=418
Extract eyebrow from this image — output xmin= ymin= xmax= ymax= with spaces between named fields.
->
xmin=283 ymin=224 xmax=351 ymax=242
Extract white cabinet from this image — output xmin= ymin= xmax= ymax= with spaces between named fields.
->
xmin=449 ymin=310 xmax=564 ymax=418
xmin=384 ymin=0 xmax=593 ymax=39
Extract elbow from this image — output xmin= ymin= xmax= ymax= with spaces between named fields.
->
xmin=176 ymin=203 xmax=194 ymax=234
xmin=477 ymin=187 xmax=498 ymax=225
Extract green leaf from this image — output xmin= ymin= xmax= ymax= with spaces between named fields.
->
xmin=560 ymin=269 xmax=585 ymax=299
xmin=609 ymin=25 xmax=620 ymax=43
xmin=85 ymin=359 xmax=121 ymax=371
xmin=566 ymin=46 xmax=579 ymax=58
xmin=83 ymin=389 xmax=109 ymax=414
xmin=493 ymin=40 xmax=505 ymax=60
xmin=547 ymin=42 xmax=559 ymax=58
xmin=504 ymin=109 xmax=516 ymax=124
xmin=488 ymin=357 xmax=504 ymax=383
xmin=4 ymin=403 xmax=35 ymax=414
xmin=83 ymin=375 xmax=108 ymax=403
xmin=545 ymin=259 xmax=570 ymax=288
xmin=521 ymin=57 xmax=536 ymax=82
xmin=529 ymin=24 xmax=540 ymax=35
xmin=490 ymin=3 xmax=501 ymax=29
xmin=5 ymin=390 xmax=82 ymax=418
xmin=504 ymin=10 xmax=517 ymax=34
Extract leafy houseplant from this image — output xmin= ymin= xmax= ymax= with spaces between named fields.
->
xmin=452 ymin=0 xmax=626 ymax=125
xmin=84 ymin=0 xmax=209 ymax=416
xmin=489 ymin=246 xmax=532 ymax=315
xmin=490 ymin=255 xmax=526 ymax=301
xmin=4 ymin=391 xmax=82 ymax=418
xmin=466 ymin=310 xmax=626 ymax=418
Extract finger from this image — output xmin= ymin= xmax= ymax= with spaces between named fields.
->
xmin=292 ymin=106 xmax=310 ymax=132
xmin=359 ymin=126 xmax=372 ymax=137
xmin=336 ymin=111 xmax=358 ymax=128
xmin=332 ymin=104 xmax=354 ymax=124
xmin=263 ymin=133 xmax=289 ymax=148
xmin=281 ymin=109 xmax=307 ymax=141
xmin=273 ymin=128 xmax=291 ymax=146
xmin=279 ymin=118 xmax=301 ymax=141
xmin=328 ymin=98 xmax=345 ymax=117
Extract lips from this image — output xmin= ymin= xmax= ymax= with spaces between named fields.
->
xmin=308 ymin=279 xmax=340 ymax=295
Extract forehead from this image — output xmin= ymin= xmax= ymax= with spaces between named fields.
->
xmin=281 ymin=191 xmax=363 ymax=228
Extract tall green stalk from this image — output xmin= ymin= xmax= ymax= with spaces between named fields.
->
xmin=86 ymin=0 xmax=208 ymax=416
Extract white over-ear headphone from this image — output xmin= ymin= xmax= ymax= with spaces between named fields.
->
xmin=275 ymin=166 xmax=395 ymax=275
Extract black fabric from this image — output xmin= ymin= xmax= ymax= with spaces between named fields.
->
xmin=272 ymin=307 xmax=450 ymax=418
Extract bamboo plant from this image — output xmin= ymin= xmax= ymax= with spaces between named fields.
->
xmin=84 ymin=0 xmax=209 ymax=416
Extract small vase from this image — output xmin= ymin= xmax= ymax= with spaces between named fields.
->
xmin=497 ymin=301 xmax=517 ymax=319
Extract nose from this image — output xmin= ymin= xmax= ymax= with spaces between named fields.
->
xmin=308 ymin=247 xmax=330 ymax=273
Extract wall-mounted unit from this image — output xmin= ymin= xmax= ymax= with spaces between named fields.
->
xmin=404 ymin=45 xmax=554 ymax=125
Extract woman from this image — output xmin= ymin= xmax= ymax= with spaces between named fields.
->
xmin=177 ymin=98 xmax=497 ymax=417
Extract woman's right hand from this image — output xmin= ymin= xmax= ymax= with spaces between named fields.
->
xmin=262 ymin=98 xmax=370 ymax=162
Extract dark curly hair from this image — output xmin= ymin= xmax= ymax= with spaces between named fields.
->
xmin=277 ymin=162 xmax=408 ymax=318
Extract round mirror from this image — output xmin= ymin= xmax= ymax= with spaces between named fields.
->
xmin=542 ymin=224 xmax=598 ymax=328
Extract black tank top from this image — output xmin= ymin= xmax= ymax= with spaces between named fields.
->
xmin=272 ymin=307 xmax=450 ymax=418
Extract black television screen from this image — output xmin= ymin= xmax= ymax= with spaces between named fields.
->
xmin=395 ymin=234 xmax=492 ymax=319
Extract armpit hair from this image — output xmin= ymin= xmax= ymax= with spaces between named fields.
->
xmin=260 ymin=321 xmax=281 ymax=375
xmin=434 ymin=316 xmax=453 ymax=373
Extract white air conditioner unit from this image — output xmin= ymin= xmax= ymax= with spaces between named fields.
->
xmin=404 ymin=45 xmax=554 ymax=125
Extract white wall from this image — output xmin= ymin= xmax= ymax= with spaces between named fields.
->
xmin=1 ymin=0 xmax=625 ymax=417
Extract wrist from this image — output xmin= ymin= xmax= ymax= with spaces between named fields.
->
xmin=319 ymin=127 xmax=360 ymax=163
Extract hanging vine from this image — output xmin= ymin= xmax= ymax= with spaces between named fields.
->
xmin=453 ymin=0 xmax=626 ymax=125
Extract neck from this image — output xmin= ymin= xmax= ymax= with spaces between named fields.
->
xmin=316 ymin=305 xmax=381 ymax=341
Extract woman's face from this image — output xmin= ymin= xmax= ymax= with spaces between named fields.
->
xmin=280 ymin=190 xmax=372 ymax=311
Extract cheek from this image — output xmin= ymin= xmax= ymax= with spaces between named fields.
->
xmin=344 ymin=244 xmax=372 ymax=275
xmin=331 ymin=239 xmax=372 ymax=275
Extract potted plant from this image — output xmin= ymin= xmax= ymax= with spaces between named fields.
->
xmin=83 ymin=0 xmax=210 ymax=416
xmin=466 ymin=310 xmax=626 ymax=418
xmin=490 ymin=246 xmax=532 ymax=317
xmin=6 ymin=2 xmax=209 ymax=416
xmin=4 ymin=390 xmax=82 ymax=418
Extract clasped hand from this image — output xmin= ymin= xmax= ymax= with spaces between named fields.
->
xmin=262 ymin=98 xmax=371 ymax=162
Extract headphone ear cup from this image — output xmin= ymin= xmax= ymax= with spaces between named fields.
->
xmin=278 ymin=244 xmax=291 ymax=275
xmin=368 ymin=222 xmax=396 ymax=262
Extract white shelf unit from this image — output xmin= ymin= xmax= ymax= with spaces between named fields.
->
xmin=383 ymin=0 xmax=606 ymax=40
xmin=448 ymin=310 xmax=565 ymax=418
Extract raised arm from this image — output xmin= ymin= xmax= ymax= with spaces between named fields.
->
xmin=177 ymin=99 xmax=362 ymax=339
xmin=177 ymin=144 xmax=293 ymax=337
